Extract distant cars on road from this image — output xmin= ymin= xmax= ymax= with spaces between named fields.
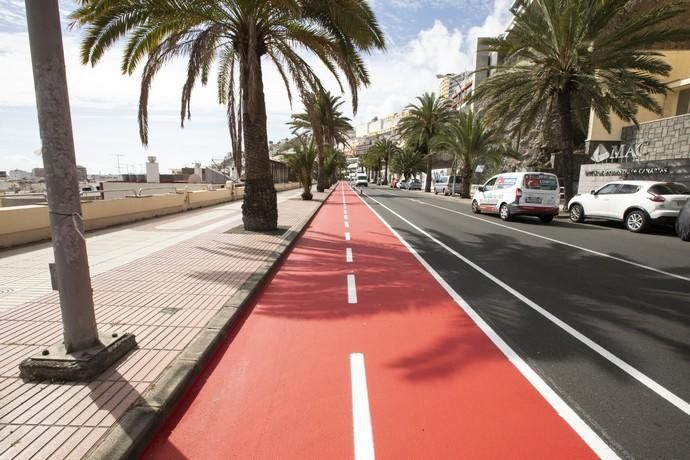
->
xmin=472 ymin=172 xmax=560 ymax=223
xmin=355 ymin=173 xmax=369 ymax=187
xmin=405 ymin=179 xmax=422 ymax=191
xmin=568 ymin=181 xmax=690 ymax=233
xmin=396 ymin=179 xmax=407 ymax=189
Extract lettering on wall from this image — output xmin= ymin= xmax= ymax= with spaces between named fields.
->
xmin=590 ymin=142 xmax=649 ymax=163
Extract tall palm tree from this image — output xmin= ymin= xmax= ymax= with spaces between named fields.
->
xmin=282 ymin=137 xmax=317 ymax=201
xmin=368 ymin=138 xmax=400 ymax=184
xmin=391 ymin=146 xmax=424 ymax=181
xmin=398 ymin=93 xmax=455 ymax=192
xmin=71 ymin=0 xmax=385 ymax=231
xmin=472 ymin=0 xmax=690 ymax=204
xmin=288 ymin=90 xmax=353 ymax=191
xmin=432 ymin=111 xmax=514 ymax=197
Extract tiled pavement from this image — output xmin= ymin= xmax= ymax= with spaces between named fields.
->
xmin=0 ymin=189 xmax=325 ymax=459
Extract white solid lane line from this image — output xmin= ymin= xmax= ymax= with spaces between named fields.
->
xmin=408 ymin=198 xmax=689 ymax=283
xmin=345 ymin=232 xmax=351 ymax=241
xmin=350 ymin=353 xmax=375 ymax=460
xmin=347 ymin=274 xmax=358 ymax=304
xmin=346 ymin=248 xmax=353 ymax=263
xmin=368 ymin=192 xmax=690 ymax=417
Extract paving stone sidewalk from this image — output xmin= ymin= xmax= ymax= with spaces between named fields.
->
xmin=0 ymin=190 xmax=329 ymax=459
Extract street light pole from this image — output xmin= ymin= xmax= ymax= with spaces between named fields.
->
xmin=25 ymin=0 xmax=99 ymax=352
xmin=20 ymin=0 xmax=135 ymax=381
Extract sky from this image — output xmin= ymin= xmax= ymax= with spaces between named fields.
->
xmin=0 ymin=0 xmax=513 ymax=175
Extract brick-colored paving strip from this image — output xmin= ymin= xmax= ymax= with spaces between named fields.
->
xmin=0 ymin=190 xmax=330 ymax=459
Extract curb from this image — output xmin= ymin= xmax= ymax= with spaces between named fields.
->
xmin=85 ymin=185 xmax=336 ymax=460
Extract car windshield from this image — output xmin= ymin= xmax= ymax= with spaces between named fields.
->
xmin=648 ymin=183 xmax=689 ymax=195
xmin=523 ymin=174 xmax=558 ymax=190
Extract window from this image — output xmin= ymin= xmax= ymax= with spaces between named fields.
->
xmin=597 ymin=184 xmax=621 ymax=195
xmin=618 ymin=184 xmax=640 ymax=194
xmin=523 ymin=174 xmax=558 ymax=190
xmin=483 ymin=177 xmax=497 ymax=191
xmin=677 ymin=88 xmax=690 ymax=116
xmin=649 ymin=183 xmax=689 ymax=195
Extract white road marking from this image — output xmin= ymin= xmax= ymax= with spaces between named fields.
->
xmin=408 ymin=198 xmax=690 ymax=283
xmin=350 ymin=353 xmax=375 ymax=460
xmin=346 ymin=248 xmax=353 ymax=263
xmin=345 ymin=221 xmax=350 ymax=228
xmin=369 ymin=191 xmax=690 ymax=417
xmin=351 ymin=187 xmax=619 ymax=459
xmin=347 ymin=274 xmax=358 ymax=304
xmin=345 ymin=232 xmax=351 ymax=241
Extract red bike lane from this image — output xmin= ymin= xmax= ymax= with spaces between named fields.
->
xmin=143 ymin=183 xmax=598 ymax=459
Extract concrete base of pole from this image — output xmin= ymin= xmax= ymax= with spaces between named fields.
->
xmin=19 ymin=332 xmax=137 ymax=382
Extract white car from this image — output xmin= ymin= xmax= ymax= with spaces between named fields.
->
xmin=568 ymin=181 xmax=690 ymax=233
xmin=355 ymin=173 xmax=369 ymax=187
xmin=472 ymin=172 xmax=560 ymax=223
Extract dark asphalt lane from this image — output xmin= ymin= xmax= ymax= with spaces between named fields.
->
xmin=359 ymin=185 xmax=690 ymax=459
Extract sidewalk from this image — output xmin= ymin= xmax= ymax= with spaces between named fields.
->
xmin=0 ymin=188 xmax=330 ymax=459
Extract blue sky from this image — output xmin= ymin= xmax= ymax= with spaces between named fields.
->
xmin=0 ymin=0 xmax=512 ymax=175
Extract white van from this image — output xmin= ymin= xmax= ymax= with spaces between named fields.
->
xmin=355 ymin=173 xmax=369 ymax=187
xmin=433 ymin=176 xmax=463 ymax=195
xmin=472 ymin=172 xmax=560 ymax=223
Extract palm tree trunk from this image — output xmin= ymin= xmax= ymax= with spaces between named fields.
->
xmin=461 ymin=165 xmax=472 ymax=198
xmin=384 ymin=155 xmax=389 ymax=184
xmin=424 ymin=157 xmax=432 ymax=192
xmin=316 ymin=136 xmax=326 ymax=192
xmin=240 ymin=32 xmax=277 ymax=231
xmin=556 ymin=90 xmax=575 ymax=206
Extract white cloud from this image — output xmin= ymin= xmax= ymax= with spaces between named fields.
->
xmin=351 ymin=0 xmax=513 ymax=126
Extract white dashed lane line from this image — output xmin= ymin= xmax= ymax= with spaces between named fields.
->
xmin=347 ymin=274 xmax=358 ymax=304
xmin=350 ymin=353 xmax=375 ymax=460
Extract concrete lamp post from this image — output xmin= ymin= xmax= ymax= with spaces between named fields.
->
xmin=18 ymin=0 xmax=136 ymax=382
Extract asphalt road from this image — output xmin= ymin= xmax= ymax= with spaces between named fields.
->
xmin=360 ymin=185 xmax=690 ymax=459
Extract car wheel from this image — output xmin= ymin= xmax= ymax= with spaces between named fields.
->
xmin=434 ymin=189 xmax=438 ymax=195
xmin=471 ymin=200 xmax=481 ymax=214
xmin=443 ymin=188 xmax=449 ymax=196
xmin=499 ymin=204 xmax=511 ymax=221
xmin=569 ymin=204 xmax=585 ymax=223
xmin=625 ymin=209 xmax=650 ymax=233
xmin=539 ymin=215 xmax=554 ymax=223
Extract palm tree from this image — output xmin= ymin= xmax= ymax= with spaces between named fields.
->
xmin=391 ymin=146 xmax=424 ymax=181
xmin=367 ymin=138 xmax=400 ymax=184
xmin=472 ymin=0 xmax=690 ymax=204
xmin=398 ymin=93 xmax=455 ymax=193
xmin=282 ymin=138 xmax=317 ymax=200
xmin=71 ymin=0 xmax=385 ymax=231
xmin=288 ymin=91 xmax=353 ymax=191
xmin=432 ymin=111 xmax=514 ymax=197
xmin=323 ymin=147 xmax=348 ymax=184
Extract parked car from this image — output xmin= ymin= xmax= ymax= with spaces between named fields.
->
xmin=406 ymin=179 xmax=422 ymax=191
xmin=396 ymin=179 xmax=408 ymax=189
xmin=390 ymin=178 xmax=398 ymax=188
xmin=355 ymin=173 xmax=369 ymax=187
xmin=434 ymin=176 xmax=463 ymax=196
xmin=568 ymin=181 xmax=690 ymax=233
xmin=677 ymin=199 xmax=690 ymax=241
xmin=472 ymin=172 xmax=560 ymax=223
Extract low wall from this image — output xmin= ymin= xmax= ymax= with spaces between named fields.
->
xmin=0 ymin=183 xmax=299 ymax=248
